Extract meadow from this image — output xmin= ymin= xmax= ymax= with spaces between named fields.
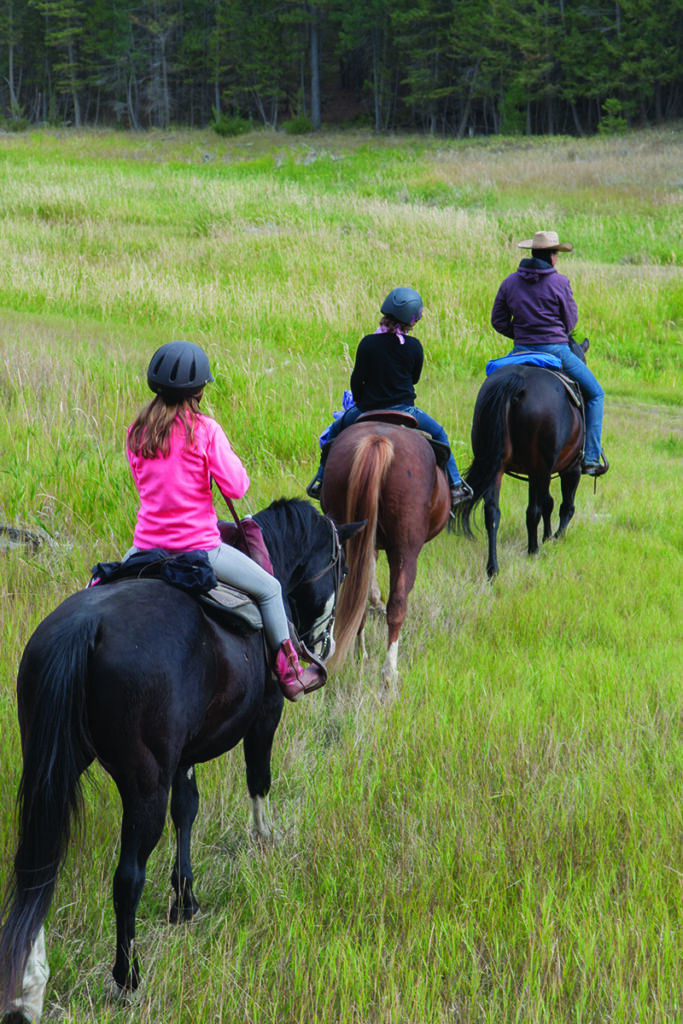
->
xmin=0 ymin=125 xmax=681 ymax=1023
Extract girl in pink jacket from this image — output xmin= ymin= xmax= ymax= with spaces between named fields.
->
xmin=126 ymin=340 xmax=321 ymax=701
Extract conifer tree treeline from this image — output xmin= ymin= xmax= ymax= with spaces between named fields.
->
xmin=1 ymin=0 xmax=682 ymax=134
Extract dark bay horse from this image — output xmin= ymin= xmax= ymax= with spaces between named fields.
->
xmin=321 ymin=416 xmax=450 ymax=685
xmin=0 ymin=499 xmax=362 ymax=1017
xmin=456 ymin=341 xmax=591 ymax=577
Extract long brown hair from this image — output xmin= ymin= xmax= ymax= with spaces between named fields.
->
xmin=379 ymin=314 xmax=412 ymax=334
xmin=128 ymin=393 xmax=203 ymax=459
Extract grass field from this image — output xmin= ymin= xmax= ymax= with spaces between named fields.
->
xmin=0 ymin=125 xmax=682 ymax=1023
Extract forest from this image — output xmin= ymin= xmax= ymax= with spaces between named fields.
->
xmin=1 ymin=0 xmax=683 ymax=137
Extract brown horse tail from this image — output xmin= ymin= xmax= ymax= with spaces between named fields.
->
xmin=330 ymin=434 xmax=395 ymax=670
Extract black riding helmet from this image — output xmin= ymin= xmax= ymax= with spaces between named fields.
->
xmin=147 ymin=340 xmax=214 ymax=397
xmin=380 ymin=287 xmax=423 ymax=327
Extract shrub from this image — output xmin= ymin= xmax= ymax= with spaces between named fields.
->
xmin=598 ymin=98 xmax=628 ymax=135
xmin=2 ymin=117 xmax=30 ymax=132
xmin=211 ymin=113 xmax=251 ymax=137
xmin=282 ymin=115 xmax=315 ymax=135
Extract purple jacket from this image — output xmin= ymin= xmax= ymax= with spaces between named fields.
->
xmin=491 ymin=259 xmax=578 ymax=346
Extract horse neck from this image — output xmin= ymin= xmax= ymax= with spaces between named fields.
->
xmin=254 ymin=500 xmax=312 ymax=590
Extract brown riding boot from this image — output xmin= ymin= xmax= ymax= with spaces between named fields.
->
xmin=581 ymin=459 xmax=608 ymax=477
xmin=274 ymin=638 xmax=325 ymax=702
xmin=450 ymin=481 xmax=473 ymax=512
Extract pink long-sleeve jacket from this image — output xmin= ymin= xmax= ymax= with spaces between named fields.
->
xmin=127 ymin=413 xmax=249 ymax=552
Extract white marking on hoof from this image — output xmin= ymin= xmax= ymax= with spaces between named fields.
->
xmin=10 ymin=927 xmax=49 ymax=1024
xmin=381 ymin=642 xmax=399 ymax=688
xmin=105 ymin=978 xmax=141 ymax=1006
xmin=250 ymin=795 xmax=273 ymax=844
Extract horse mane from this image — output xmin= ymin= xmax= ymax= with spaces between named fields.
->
xmin=330 ymin=434 xmax=394 ymax=670
xmin=253 ymin=498 xmax=316 ymax=577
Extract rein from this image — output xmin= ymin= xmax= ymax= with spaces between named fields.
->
xmin=290 ymin=518 xmax=344 ymax=659
xmin=218 ymin=487 xmax=256 ymax=558
xmin=298 ymin=518 xmax=343 ymax=587
xmin=217 ymin=485 xmax=344 ymax=660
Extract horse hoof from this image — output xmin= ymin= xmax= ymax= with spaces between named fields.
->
xmin=380 ymin=667 xmax=399 ymax=692
xmin=169 ymin=904 xmax=202 ymax=925
xmin=106 ymin=977 xmax=141 ymax=1005
xmin=250 ymin=826 xmax=277 ymax=849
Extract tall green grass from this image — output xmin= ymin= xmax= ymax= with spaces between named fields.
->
xmin=0 ymin=127 xmax=681 ymax=1023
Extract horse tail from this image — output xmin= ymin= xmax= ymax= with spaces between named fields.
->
xmin=331 ymin=434 xmax=395 ymax=669
xmin=0 ymin=612 xmax=98 ymax=1013
xmin=454 ymin=372 xmax=527 ymax=536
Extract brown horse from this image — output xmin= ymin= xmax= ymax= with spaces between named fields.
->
xmin=321 ymin=415 xmax=450 ymax=685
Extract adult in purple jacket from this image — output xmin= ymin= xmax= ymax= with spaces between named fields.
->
xmin=491 ymin=229 xmax=607 ymax=476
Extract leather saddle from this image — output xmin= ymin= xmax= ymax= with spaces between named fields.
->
xmin=334 ymin=409 xmax=452 ymax=470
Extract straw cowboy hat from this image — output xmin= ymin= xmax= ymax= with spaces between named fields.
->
xmin=518 ymin=230 xmax=573 ymax=252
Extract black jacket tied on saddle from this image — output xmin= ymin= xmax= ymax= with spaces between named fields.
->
xmin=90 ymin=549 xmax=218 ymax=595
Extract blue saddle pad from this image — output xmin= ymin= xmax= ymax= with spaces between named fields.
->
xmin=486 ymin=351 xmax=563 ymax=375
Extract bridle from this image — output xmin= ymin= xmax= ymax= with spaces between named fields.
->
xmin=289 ymin=518 xmax=344 ymax=660
xmin=217 ymin=489 xmax=345 ymax=661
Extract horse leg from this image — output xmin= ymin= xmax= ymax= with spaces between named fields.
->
xmin=353 ymin=606 xmax=370 ymax=664
xmin=351 ymin=555 xmax=383 ymax=662
xmin=483 ymin=479 xmax=503 ymax=578
xmin=541 ymin=490 xmax=555 ymax=543
xmin=169 ymin=765 xmax=201 ymax=924
xmin=112 ymin=791 xmax=169 ymax=991
xmin=555 ymin=466 xmax=581 ymax=539
xmin=382 ymin=549 xmax=418 ymax=687
xmin=526 ymin=475 xmax=550 ymax=555
xmin=243 ymin=700 xmax=282 ymax=844
xmin=368 ymin=554 xmax=386 ymax=614
xmin=5 ymin=926 xmax=49 ymax=1024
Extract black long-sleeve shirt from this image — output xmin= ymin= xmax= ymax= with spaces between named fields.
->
xmin=350 ymin=331 xmax=424 ymax=412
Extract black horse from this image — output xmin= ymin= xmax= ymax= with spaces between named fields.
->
xmin=456 ymin=340 xmax=592 ymax=577
xmin=0 ymin=499 xmax=362 ymax=1015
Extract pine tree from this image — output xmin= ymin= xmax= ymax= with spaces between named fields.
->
xmin=28 ymin=0 xmax=88 ymax=125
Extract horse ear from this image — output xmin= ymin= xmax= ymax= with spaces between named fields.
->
xmin=581 ymin=337 xmax=590 ymax=354
xmin=335 ymin=520 xmax=367 ymax=543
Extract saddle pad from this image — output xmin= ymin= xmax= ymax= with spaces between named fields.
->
xmin=486 ymin=351 xmax=563 ymax=375
xmin=198 ymin=582 xmax=263 ymax=631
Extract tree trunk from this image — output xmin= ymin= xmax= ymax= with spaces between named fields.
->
xmin=310 ymin=4 xmax=320 ymax=129
xmin=372 ymin=28 xmax=381 ymax=132
xmin=570 ymin=100 xmax=584 ymax=135
xmin=68 ymin=41 xmax=81 ymax=126
xmin=456 ymin=61 xmax=480 ymax=139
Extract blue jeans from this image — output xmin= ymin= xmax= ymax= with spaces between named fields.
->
xmin=512 ymin=344 xmax=604 ymax=464
xmin=320 ymin=404 xmax=462 ymax=487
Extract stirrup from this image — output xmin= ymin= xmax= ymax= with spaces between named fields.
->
xmin=449 ymin=481 xmax=473 ymax=506
xmin=581 ymin=450 xmax=609 ymax=477
xmin=306 ymin=476 xmax=322 ymax=500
